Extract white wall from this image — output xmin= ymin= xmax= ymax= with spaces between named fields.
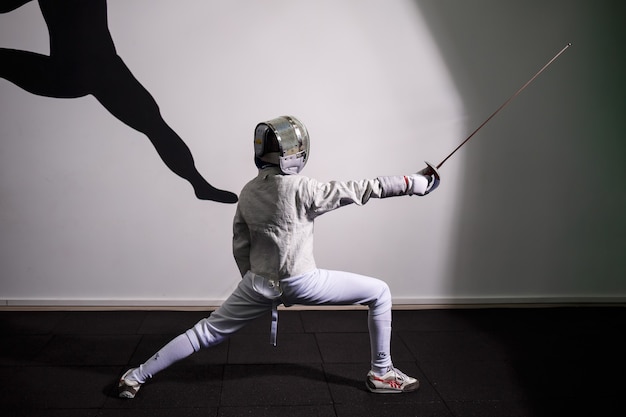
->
xmin=1 ymin=0 xmax=624 ymax=306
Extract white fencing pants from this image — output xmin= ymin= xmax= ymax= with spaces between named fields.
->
xmin=131 ymin=268 xmax=393 ymax=383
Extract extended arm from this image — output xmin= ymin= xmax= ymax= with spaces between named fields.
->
xmin=306 ymin=162 xmax=441 ymax=216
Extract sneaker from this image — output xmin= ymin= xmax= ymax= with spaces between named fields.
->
xmin=118 ymin=369 xmax=142 ymax=399
xmin=366 ymin=367 xmax=419 ymax=393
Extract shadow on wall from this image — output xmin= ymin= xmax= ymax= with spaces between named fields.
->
xmin=415 ymin=0 xmax=626 ymax=301
xmin=412 ymin=3 xmax=626 ymax=414
xmin=0 ymin=0 xmax=237 ymax=203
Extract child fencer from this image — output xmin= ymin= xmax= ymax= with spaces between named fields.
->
xmin=118 ymin=116 xmax=440 ymax=396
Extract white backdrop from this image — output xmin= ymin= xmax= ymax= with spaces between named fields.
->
xmin=1 ymin=0 xmax=624 ymax=306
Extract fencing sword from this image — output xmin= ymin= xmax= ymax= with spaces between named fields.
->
xmin=432 ymin=42 xmax=572 ymax=171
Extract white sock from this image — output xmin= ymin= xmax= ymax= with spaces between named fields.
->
xmin=129 ymin=333 xmax=195 ymax=384
xmin=369 ymin=313 xmax=393 ymax=376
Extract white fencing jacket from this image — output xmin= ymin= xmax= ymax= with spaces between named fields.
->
xmin=232 ymin=166 xmax=409 ymax=281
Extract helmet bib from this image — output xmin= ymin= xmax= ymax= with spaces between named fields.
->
xmin=254 ymin=116 xmax=310 ymax=175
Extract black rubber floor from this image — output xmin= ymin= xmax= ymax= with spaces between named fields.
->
xmin=1 ymin=306 xmax=624 ymax=416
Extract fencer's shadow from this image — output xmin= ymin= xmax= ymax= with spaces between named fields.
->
xmin=0 ymin=0 xmax=237 ymax=203
xmin=101 ymin=363 xmax=363 ymax=399
xmin=221 ymin=362 xmax=364 ymax=390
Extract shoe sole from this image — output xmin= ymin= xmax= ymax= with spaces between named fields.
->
xmin=118 ymin=389 xmax=136 ymax=399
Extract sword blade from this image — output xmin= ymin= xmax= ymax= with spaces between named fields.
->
xmin=436 ymin=43 xmax=572 ymax=170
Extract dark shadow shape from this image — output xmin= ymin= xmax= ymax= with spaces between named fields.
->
xmin=222 ymin=362 xmax=363 ymax=389
xmin=101 ymin=363 xmax=364 ymax=401
xmin=0 ymin=0 xmax=237 ymax=203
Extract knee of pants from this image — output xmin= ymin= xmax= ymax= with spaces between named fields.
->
xmin=185 ymin=318 xmax=227 ymax=351
xmin=369 ymin=281 xmax=392 ymax=317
